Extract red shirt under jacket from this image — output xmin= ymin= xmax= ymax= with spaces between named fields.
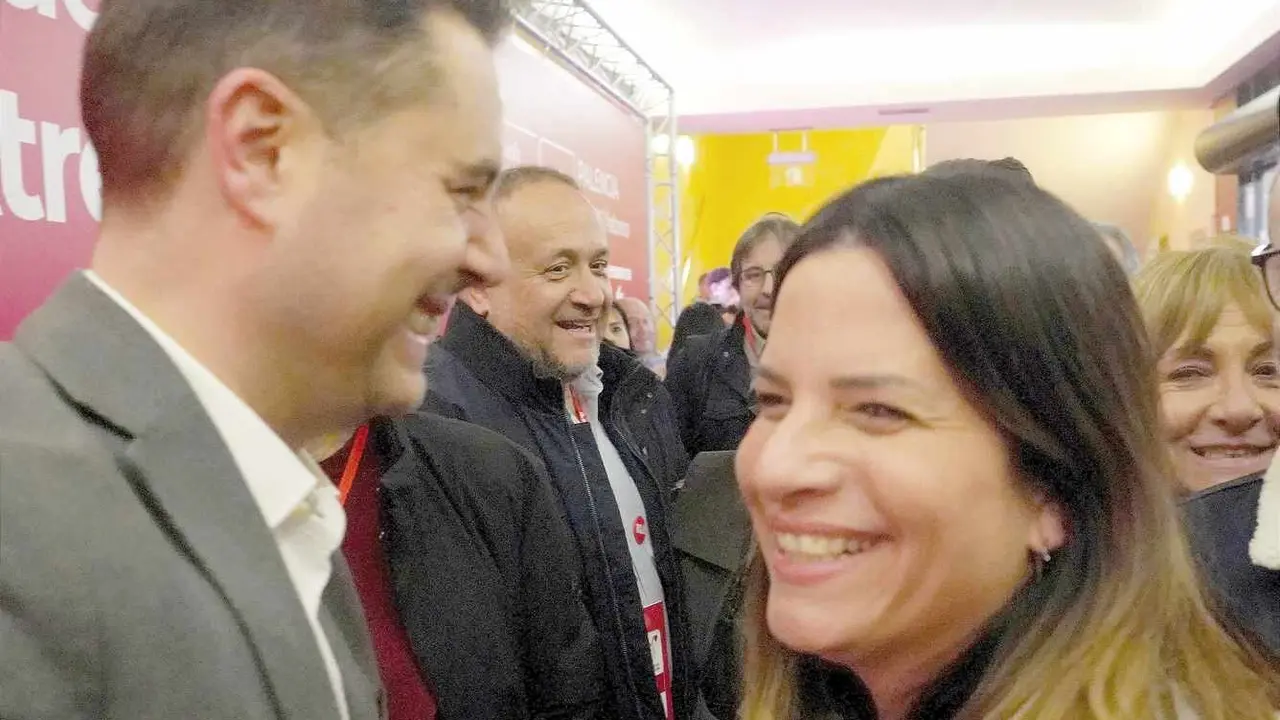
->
xmin=321 ymin=428 xmax=438 ymax=720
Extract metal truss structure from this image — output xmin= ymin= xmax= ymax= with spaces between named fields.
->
xmin=509 ymin=0 xmax=683 ymax=334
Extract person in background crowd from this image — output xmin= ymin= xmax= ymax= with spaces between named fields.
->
xmin=669 ymin=303 xmax=725 ymax=366
xmin=698 ymin=268 xmax=733 ymax=305
xmin=1184 ymin=171 xmax=1280 ymax=653
xmin=705 ymin=272 xmax=741 ymax=327
xmin=424 ymin=165 xmax=693 ymax=720
xmin=737 ymin=173 xmax=1280 ymax=719
xmin=604 ymin=304 xmax=634 ymax=352
xmin=0 ymin=1 xmax=510 ymax=718
xmin=617 ymin=296 xmax=666 ymax=375
xmin=696 ymin=273 xmax=714 ymax=304
xmin=1133 ymin=245 xmax=1280 ymax=494
xmin=1096 ymin=223 xmax=1143 ymax=275
xmin=665 ymin=213 xmax=801 ymax=456
xmin=306 ymin=412 xmax=607 ymax=720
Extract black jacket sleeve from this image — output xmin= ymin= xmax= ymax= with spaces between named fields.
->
xmin=663 ymin=334 xmax=711 ymax=456
xmin=513 ymin=445 xmax=610 ymax=720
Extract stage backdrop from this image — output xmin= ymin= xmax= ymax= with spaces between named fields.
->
xmin=0 ymin=2 xmax=650 ymax=339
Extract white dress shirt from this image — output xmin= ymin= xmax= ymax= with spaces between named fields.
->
xmin=84 ymin=271 xmax=351 ymax=720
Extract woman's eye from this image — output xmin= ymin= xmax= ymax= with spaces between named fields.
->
xmin=752 ymin=391 xmax=788 ymax=417
xmin=1254 ymin=362 xmax=1279 ymax=380
xmin=1167 ymin=365 xmax=1211 ymax=382
xmin=847 ymin=403 xmax=915 ymax=433
xmin=857 ymin=403 xmax=910 ymax=420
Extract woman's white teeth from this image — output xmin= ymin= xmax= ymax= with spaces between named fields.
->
xmin=1195 ymin=447 xmax=1265 ymax=459
xmin=777 ymin=532 xmax=877 ymax=560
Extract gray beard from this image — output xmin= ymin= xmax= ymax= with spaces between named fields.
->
xmin=526 ymin=344 xmax=597 ymax=382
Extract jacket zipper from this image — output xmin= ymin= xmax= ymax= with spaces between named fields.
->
xmin=567 ymin=423 xmax=649 ymax=720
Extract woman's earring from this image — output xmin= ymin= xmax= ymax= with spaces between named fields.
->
xmin=1031 ymin=547 xmax=1052 ymax=580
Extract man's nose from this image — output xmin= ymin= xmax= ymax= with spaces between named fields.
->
xmin=569 ymin=270 xmax=608 ymax=309
xmin=463 ymin=207 xmax=510 ymax=288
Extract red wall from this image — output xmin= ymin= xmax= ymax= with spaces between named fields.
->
xmin=495 ymin=39 xmax=649 ymax=301
xmin=0 ymin=0 xmax=102 ymax=340
xmin=0 ymin=2 xmax=649 ymax=339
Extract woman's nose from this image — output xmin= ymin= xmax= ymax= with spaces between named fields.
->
xmin=1211 ymin=373 xmax=1265 ymax=433
xmin=741 ymin=412 xmax=843 ymax=503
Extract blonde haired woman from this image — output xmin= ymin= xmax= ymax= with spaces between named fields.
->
xmin=736 ymin=174 xmax=1280 ymax=719
xmin=1133 ymin=244 xmax=1280 ymax=493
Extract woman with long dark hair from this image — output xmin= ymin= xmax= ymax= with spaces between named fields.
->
xmin=736 ymin=173 xmax=1280 ymax=719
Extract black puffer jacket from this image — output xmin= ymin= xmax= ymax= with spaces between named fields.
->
xmin=372 ymin=414 xmax=607 ymax=719
xmin=664 ymin=320 xmax=753 ymax=456
xmin=423 ymin=302 xmax=693 ymax=720
xmin=1183 ymin=473 xmax=1280 ymax=652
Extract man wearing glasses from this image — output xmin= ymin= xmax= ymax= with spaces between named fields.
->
xmin=1184 ymin=169 xmax=1280 ymax=653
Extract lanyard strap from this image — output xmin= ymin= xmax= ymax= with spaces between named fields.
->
xmin=336 ymin=424 xmax=370 ymax=506
xmin=568 ymin=386 xmax=588 ymax=424
xmin=743 ymin=314 xmax=763 ymax=358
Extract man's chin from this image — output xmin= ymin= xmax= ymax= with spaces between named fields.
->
xmin=371 ymin=369 xmax=428 ymax=417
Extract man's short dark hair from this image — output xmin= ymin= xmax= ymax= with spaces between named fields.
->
xmin=731 ymin=213 xmax=801 ymax=289
xmin=493 ymin=165 xmax=581 ymax=202
xmin=82 ymin=0 xmax=510 ymax=206
xmin=925 ymin=157 xmax=1036 ymax=186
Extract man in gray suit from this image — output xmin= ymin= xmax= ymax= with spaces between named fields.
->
xmin=0 ymin=1 xmax=511 ymax=718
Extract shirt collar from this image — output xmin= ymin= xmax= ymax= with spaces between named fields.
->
xmin=1251 ymin=457 xmax=1280 ymax=570
xmin=82 ymin=270 xmax=322 ymax=530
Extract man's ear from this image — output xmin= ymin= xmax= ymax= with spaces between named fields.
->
xmin=459 ymin=286 xmax=491 ymax=316
xmin=205 ymin=68 xmax=318 ymax=229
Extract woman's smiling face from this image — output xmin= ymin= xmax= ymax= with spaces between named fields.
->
xmin=1158 ymin=302 xmax=1280 ymax=492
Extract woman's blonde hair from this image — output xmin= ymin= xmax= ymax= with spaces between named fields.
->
xmin=1133 ymin=244 xmax=1272 ymax=359
xmin=741 ymin=174 xmax=1280 ymax=720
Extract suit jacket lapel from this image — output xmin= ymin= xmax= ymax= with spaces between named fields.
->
xmin=126 ymin=403 xmax=340 ymax=719
xmin=322 ymin=559 xmax=384 ymax=720
xmin=16 ymin=274 xmax=340 ymax=719
xmin=672 ymin=451 xmax=752 ymax=571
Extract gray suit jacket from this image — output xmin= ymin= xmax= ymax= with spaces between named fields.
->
xmin=0 ymin=275 xmax=383 ymax=719
xmin=672 ymin=451 xmax=752 ymax=720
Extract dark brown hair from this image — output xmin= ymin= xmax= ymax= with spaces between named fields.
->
xmin=81 ymin=0 xmax=510 ymax=206
xmin=925 ymin=157 xmax=1035 ymax=186
xmin=731 ymin=213 xmax=801 ymax=289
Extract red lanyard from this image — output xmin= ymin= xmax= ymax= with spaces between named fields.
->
xmin=568 ymin=387 xmax=588 ymax=424
xmin=336 ymin=424 xmax=370 ymax=507
xmin=743 ymin=314 xmax=763 ymax=357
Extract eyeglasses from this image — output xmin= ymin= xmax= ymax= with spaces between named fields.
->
xmin=739 ymin=266 xmax=777 ymax=288
xmin=1252 ymin=244 xmax=1280 ymax=311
